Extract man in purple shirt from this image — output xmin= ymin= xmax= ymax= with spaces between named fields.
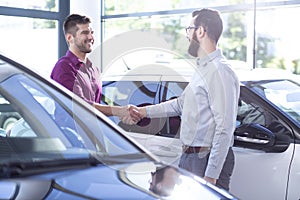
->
xmin=51 ymin=14 xmax=140 ymax=122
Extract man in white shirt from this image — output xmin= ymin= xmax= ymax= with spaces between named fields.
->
xmin=127 ymin=8 xmax=240 ymax=191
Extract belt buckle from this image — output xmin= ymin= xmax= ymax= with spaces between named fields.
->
xmin=182 ymin=145 xmax=199 ymax=153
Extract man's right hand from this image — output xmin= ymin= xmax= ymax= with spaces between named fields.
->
xmin=118 ymin=105 xmax=144 ymax=125
xmin=120 ymin=105 xmax=146 ymax=125
xmin=128 ymin=105 xmax=146 ymax=119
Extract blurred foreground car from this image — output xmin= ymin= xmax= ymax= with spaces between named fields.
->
xmin=101 ymin=60 xmax=300 ymax=200
xmin=0 ymin=54 xmax=237 ymax=200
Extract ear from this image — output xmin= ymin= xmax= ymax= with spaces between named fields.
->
xmin=196 ymin=26 xmax=205 ymax=39
xmin=65 ymin=33 xmax=73 ymax=45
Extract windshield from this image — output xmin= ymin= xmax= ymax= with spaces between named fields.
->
xmin=0 ymin=65 xmax=145 ymax=173
xmin=244 ymin=79 xmax=300 ymax=124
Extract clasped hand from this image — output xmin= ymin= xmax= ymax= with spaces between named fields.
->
xmin=119 ymin=105 xmax=146 ymax=125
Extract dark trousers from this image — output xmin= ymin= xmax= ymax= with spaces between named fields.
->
xmin=178 ymin=147 xmax=234 ymax=191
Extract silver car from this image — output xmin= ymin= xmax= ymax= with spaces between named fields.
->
xmin=0 ymin=54 xmax=238 ymax=200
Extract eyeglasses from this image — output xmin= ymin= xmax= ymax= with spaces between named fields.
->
xmin=185 ymin=26 xmax=199 ymax=35
xmin=185 ymin=26 xmax=207 ymax=35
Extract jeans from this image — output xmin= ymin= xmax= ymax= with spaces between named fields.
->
xmin=178 ymin=147 xmax=234 ymax=191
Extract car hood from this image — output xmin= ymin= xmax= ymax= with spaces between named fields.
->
xmin=0 ymin=161 xmax=235 ymax=200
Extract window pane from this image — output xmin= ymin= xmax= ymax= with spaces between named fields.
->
xmin=220 ymin=10 xmax=251 ymax=66
xmin=104 ymin=0 xmax=257 ymax=15
xmin=256 ymin=7 xmax=300 ymax=73
xmin=104 ymin=0 xmax=296 ymax=15
xmin=102 ymin=14 xmax=190 ymax=63
xmin=104 ymin=3 xmax=300 ymax=73
xmin=0 ymin=15 xmax=58 ymax=77
xmin=0 ymin=0 xmax=58 ymax=12
xmin=103 ymin=10 xmax=252 ymax=67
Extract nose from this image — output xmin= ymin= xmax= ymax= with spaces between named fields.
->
xmin=88 ymin=33 xmax=94 ymax=43
xmin=88 ymin=32 xmax=94 ymax=39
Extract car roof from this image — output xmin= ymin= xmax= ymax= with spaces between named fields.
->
xmin=102 ymin=59 xmax=300 ymax=83
xmin=235 ymin=68 xmax=300 ymax=82
xmin=102 ymin=61 xmax=194 ymax=82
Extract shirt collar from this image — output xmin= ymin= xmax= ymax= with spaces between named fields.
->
xmin=66 ymin=50 xmax=92 ymax=69
xmin=196 ymin=49 xmax=222 ymax=67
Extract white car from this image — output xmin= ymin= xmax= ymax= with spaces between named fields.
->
xmin=101 ymin=59 xmax=300 ymax=200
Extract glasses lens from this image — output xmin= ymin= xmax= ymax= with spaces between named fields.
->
xmin=186 ymin=26 xmax=196 ymax=35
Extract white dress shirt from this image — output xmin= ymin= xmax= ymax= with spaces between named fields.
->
xmin=146 ymin=49 xmax=240 ymax=179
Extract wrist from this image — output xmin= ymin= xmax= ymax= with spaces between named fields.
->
xmin=140 ymin=107 xmax=147 ymax=118
xmin=114 ymin=105 xmax=127 ymax=117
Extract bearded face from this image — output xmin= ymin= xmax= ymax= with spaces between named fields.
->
xmin=74 ymin=36 xmax=94 ymax=54
xmin=187 ymin=32 xmax=200 ymax=57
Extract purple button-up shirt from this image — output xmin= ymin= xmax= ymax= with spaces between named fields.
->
xmin=51 ymin=50 xmax=102 ymax=104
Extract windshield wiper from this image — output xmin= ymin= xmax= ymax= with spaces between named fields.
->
xmin=0 ymin=156 xmax=101 ymax=178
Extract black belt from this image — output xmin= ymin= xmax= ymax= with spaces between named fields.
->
xmin=182 ymin=145 xmax=210 ymax=154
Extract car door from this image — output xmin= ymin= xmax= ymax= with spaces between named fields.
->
xmin=230 ymin=86 xmax=297 ymax=200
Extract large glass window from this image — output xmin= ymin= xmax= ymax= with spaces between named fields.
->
xmin=1 ymin=1 xmax=300 ymax=76
xmin=255 ymin=7 xmax=300 ymax=73
xmin=0 ymin=0 xmax=58 ymax=11
xmin=0 ymin=15 xmax=58 ymax=76
xmin=104 ymin=0 xmax=255 ymax=15
xmin=102 ymin=0 xmax=300 ymax=75
xmin=0 ymin=0 xmax=69 ymax=78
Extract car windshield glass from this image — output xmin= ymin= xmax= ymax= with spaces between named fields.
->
xmin=245 ymin=80 xmax=300 ymax=124
xmin=0 ymin=72 xmax=142 ymax=167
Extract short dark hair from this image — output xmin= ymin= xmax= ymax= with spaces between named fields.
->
xmin=63 ymin=14 xmax=91 ymax=36
xmin=192 ymin=8 xmax=223 ymax=44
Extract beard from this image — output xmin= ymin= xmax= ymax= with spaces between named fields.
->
xmin=188 ymin=33 xmax=200 ymax=57
xmin=75 ymin=39 xmax=93 ymax=54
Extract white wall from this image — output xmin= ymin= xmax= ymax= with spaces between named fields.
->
xmin=70 ymin=0 xmax=101 ymax=48
xmin=70 ymin=0 xmax=101 ymax=69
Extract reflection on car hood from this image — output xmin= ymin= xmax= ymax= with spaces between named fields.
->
xmin=0 ymin=161 xmax=237 ymax=200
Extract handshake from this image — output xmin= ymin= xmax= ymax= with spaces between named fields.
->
xmin=117 ymin=105 xmax=147 ymax=125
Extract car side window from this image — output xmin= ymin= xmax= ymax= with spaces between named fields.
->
xmin=117 ymin=81 xmax=187 ymax=138
xmin=243 ymin=79 xmax=300 ymax=125
xmin=0 ymin=95 xmax=21 ymax=133
xmin=160 ymin=81 xmax=187 ymax=102
xmin=102 ymin=81 xmax=134 ymax=106
xmin=0 ymin=76 xmax=85 ymax=148
xmin=0 ymin=98 xmax=37 ymax=138
xmin=237 ymin=98 xmax=292 ymax=134
xmin=102 ymin=81 xmax=159 ymax=105
xmin=235 ymin=88 xmax=293 ymax=152
xmin=237 ymin=100 xmax=267 ymax=126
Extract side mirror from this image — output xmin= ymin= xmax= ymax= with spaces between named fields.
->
xmin=234 ymin=123 xmax=275 ymax=151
